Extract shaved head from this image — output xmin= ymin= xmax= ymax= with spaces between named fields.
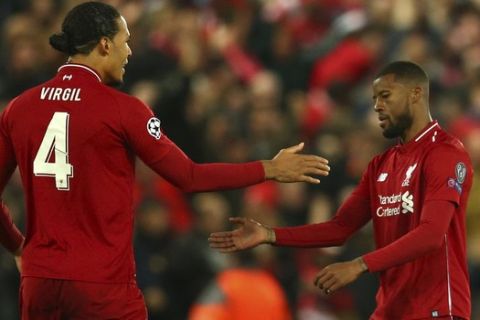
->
xmin=376 ymin=61 xmax=429 ymax=87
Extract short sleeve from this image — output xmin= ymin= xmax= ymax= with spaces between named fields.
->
xmin=423 ymin=145 xmax=472 ymax=206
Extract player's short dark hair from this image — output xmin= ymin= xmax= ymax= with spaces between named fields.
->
xmin=49 ymin=2 xmax=120 ymax=55
xmin=376 ymin=61 xmax=429 ymax=85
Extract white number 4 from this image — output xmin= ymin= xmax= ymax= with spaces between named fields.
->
xmin=33 ymin=112 xmax=74 ymax=190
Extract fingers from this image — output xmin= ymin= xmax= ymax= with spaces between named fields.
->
xmin=229 ymin=217 xmax=246 ymax=226
xmin=301 ymin=155 xmax=329 ymax=164
xmin=304 ymin=155 xmax=330 ymax=170
xmin=209 ymin=239 xmax=235 ymax=249
xmin=303 ymin=167 xmax=330 ymax=176
xmin=314 ymin=266 xmax=340 ymax=295
xmin=299 ymin=175 xmax=321 ymax=184
xmin=314 ymin=269 xmax=332 ymax=288
xmin=208 ymin=233 xmax=237 ymax=252
xmin=209 ymin=231 xmax=234 ymax=238
xmin=283 ymin=142 xmax=305 ymax=154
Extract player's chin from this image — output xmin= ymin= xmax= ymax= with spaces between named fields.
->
xmin=107 ymin=76 xmax=124 ymax=88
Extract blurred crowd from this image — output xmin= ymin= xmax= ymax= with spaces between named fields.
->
xmin=1 ymin=0 xmax=480 ymax=319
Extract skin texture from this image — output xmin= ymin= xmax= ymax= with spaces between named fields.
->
xmin=372 ymin=73 xmax=432 ymax=143
xmin=69 ymin=16 xmax=132 ymax=86
xmin=209 ymin=72 xmax=435 ymax=295
xmin=10 ymin=14 xmax=332 ymax=271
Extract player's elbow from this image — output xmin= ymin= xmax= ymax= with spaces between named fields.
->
xmin=420 ymin=229 xmax=446 ymax=253
xmin=173 ymin=181 xmax=197 ymax=193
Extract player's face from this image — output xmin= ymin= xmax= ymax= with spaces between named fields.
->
xmin=104 ymin=16 xmax=131 ymax=85
xmin=372 ymin=74 xmax=414 ymax=140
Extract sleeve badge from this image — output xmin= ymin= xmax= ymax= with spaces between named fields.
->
xmin=147 ymin=117 xmax=162 ymax=140
xmin=455 ymin=162 xmax=466 ymax=184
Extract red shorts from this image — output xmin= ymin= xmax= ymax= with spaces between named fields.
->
xmin=20 ymin=277 xmax=147 ymax=320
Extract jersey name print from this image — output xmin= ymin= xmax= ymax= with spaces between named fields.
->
xmin=0 ymin=63 xmax=265 ymax=285
xmin=0 ymin=64 xmax=176 ymax=283
xmin=40 ymin=87 xmax=82 ymax=101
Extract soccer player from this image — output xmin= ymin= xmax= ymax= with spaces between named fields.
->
xmin=0 ymin=2 xmax=330 ymax=319
xmin=210 ymin=61 xmax=473 ymax=320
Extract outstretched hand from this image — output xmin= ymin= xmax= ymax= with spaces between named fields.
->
xmin=262 ymin=142 xmax=330 ymax=184
xmin=209 ymin=217 xmax=273 ymax=253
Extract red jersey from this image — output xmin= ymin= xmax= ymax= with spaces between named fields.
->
xmin=274 ymin=121 xmax=472 ymax=319
xmin=0 ymin=64 xmax=264 ymax=283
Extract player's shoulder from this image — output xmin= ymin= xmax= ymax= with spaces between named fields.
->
xmin=424 ymin=129 xmax=471 ymax=165
xmin=101 ymin=85 xmax=149 ymax=111
xmin=430 ymin=128 xmax=468 ymax=155
xmin=2 ymin=82 xmax=45 ymax=114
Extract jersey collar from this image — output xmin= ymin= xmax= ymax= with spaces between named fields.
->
xmin=57 ymin=63 xmax=102 ymax=82
xmin=397 ymin=120 xmax=440 ymax=153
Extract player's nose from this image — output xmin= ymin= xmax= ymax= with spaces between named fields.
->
xmin=373 ymin=99 xmax=384 ymax=112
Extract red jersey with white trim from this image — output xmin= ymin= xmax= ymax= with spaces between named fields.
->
xmin=0 ymin=64 xmax=264 ymax=283
xmin=272 ymin=121 xmax=472 ymax=318
xmin=360 ymin=121 xmax=472 ymax=319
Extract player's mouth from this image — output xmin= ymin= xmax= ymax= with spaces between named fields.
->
xmin=122 ymin=60 xmax=128 ymax=72
xmin=378 ymin=115 xmax=389 ymax=128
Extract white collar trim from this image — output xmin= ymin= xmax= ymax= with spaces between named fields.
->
xmin=414 ymin=122 xmax=439 ymax=142
xmin=58 ymin=64 xmax=102 ymax=82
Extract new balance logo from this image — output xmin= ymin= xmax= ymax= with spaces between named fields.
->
xmin=63 ymin=74 xmax=72 ymax=81
xmin=377 ymin=173 xmax=388 ymax=182
xmin=402 ymin=163 xmax=417 ymax=187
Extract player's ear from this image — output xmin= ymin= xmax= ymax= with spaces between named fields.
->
xmin=410 ymin=87 xmax=422 ymax=103
xmin=98 ymin=37 xmax=111 ymax=56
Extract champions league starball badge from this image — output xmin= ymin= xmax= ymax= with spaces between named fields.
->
xmin=147 ymin=117 xmax=162 ymax=140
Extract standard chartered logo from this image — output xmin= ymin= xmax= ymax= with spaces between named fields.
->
xmin=376 ymin=191 xmax=414 ymax=217
xmin=401 ymin=191 xmax=414 ymax=213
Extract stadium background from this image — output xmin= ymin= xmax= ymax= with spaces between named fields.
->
xmin=0 ymin=0 xmax=479 ymax=319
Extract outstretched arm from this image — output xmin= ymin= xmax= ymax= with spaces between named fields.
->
xmin=120 ymin=98 xmax=330 ymax=192
xmin=209 ymin=192 xmax=371 ymax=252
xmin=147 ymin=139 xmax=330 ymax=193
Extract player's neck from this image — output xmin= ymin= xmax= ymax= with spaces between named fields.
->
xmin=402 ymin=112 xmax=433 ymax=143
xmin=67 ymin=55 xmax=105 ymax=81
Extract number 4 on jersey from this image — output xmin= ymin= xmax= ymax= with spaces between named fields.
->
xmin=33 ymin=112 xmax=74 ymax=190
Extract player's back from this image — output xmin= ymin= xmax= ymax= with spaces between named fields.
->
xmin=3 ymin=64 xmax=139 ymax=283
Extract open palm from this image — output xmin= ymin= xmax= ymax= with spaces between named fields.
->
xmin=209 ymin=217 xmax=269 ymax=252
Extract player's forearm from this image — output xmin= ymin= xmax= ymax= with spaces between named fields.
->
xmin=154 ymin=147 xmax=265 ymax=192
xmin=363 ymin=200 xmax=455 ymax=272
xmin=0 ymin=201 xmax=24 ymax=254
xmin=184 ymin=161 xmax=265 ymax=192
xmin=273 ymin=193 xmax=371 ymax=247
xmin=273 ymin=220 xmax=352 ymax=247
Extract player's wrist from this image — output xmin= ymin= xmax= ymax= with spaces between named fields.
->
xmin=265 ymin=227 xmax=276 ymax=244
xmin=261 ymin=160 xmax=276 ymax=180
xmin=355 ymin=257 xmax=369 ymax=273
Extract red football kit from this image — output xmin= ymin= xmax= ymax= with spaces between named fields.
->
xmin=274 ymin=122 xmax=472 ymax=319
xmin=0 ymin=64 xmax=265 ymax=318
